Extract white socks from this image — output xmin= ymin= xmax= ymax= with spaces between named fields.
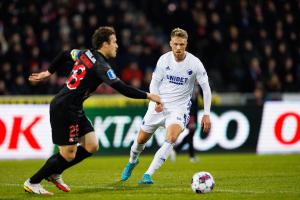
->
xmin=145 ymin=141 xmax=174 ymax=176
xmin=129 ymin=139 xmax=146 ymax=163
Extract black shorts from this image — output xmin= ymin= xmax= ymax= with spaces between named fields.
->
xmin=50 ymin=107 xmax=94 ymax=145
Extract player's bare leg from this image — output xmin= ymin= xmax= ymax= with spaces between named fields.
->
xmin=24 ymin=144 xmax=77 ymax=195
xmin=47 ymin=132 xmax=98 ymax=192
xmin=139 ymin=124 xmax=182 ymax=184
xmin=121 ymin=129 xmax=152 ymax=181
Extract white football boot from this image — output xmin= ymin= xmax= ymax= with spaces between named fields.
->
xmin=24 ymin=179 xmax=53 ymax=195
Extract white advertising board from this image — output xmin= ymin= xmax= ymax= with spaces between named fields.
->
xmin=0 ymin=105 xmax=53 ymax=159
xmin=257 ymin=102 xmax=300 ymax=154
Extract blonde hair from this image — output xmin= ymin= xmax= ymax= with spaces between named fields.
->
xmin=170 ymin=28 xmax=188 ymax=39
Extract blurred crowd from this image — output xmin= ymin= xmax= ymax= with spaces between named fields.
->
xmin=0 ymin=0 xmax=300 ymax=96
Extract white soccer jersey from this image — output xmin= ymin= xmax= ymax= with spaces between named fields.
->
xmin=151 ymin=51 xmax=208 ymax=111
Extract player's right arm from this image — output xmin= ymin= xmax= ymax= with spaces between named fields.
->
xmin=110 ymin=80 xmax=161 ymax=104
xmin=29 ymin=50 xmax=77 ymax=83
xmin=95 ymin=64 xmax=162 ymax=104
xmin=28 ymin=70 xmax=52 ymax=83
xmin=47 ymin=50 xmax=77 ymax=74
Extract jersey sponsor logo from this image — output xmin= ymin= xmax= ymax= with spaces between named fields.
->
xmin=166 ymin=74 xmax=188 ymax=85
xmin=79 ymin=50 xmax=95 ymax=69
xmin=107 ymin=69 xmax=117 ymax=80
xmin=79 ymin=55 xmax=92 ymax=68
xmin=85 ymin=50 xmax=96 ymax=63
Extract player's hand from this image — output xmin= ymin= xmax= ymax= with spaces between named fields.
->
xmin=147 ymin=93 xmax=162 ymax=105
xmin=155 ymin=102 xmax=163 ymax=112
xmin=201 ymin=114 xmax=211 ymax=134
xmin=188 ymin=116 xmax=196 ymax=129
xmin=29 ymin=70 xmax=52 ymax=83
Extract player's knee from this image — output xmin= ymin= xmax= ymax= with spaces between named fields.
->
xmin=60 ymin=151 xmax=76 ymax=162
xmin=90 ymin=143 xmax=99 ymax=153
xmin=85 ymin=142 xmax=99 ymax=153
xmin=59 ymin=146 xmax=77 ymax=162
xmin=137 ymin=130 xmax=152 ymax=144
xmin=137 ymin=137 xmax=148 ymax=144
xmin=166 ymin=135 xmax=178 ymax=143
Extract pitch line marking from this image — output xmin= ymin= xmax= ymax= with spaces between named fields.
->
xmin=1 ymin=183 xmax=299 ymax=195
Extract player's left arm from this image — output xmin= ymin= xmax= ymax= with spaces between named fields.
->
xmin=199 ymin=81 xmax=211 ymax=133
xmin=196 ymin=59 xmax=212 ymax=134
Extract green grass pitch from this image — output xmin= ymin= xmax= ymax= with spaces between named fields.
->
xmin=0 ymin=154 xmax=299 ymax=200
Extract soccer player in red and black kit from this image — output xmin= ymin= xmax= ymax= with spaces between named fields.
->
xmin=23 ymin=26 xmax=162 ymax=195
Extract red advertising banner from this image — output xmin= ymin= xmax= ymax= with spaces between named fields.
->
xmin=0 ymin=105 xmax=53 ymax=159
xmin=1 ymin=102 xmax=300 ymax=159
xmin=257 ymin=102 xmax=300 ymax=154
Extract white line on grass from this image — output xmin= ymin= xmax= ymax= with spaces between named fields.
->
xmin=1 ymin=183 xmax=299 ymax=195
xmin=217 ymin=189 xmax=267 ymax=194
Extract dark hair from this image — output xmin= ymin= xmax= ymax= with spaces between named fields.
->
xmin=92 ymin=26 xmax=116 ymax=49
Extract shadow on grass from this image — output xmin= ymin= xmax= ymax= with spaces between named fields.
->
xmin=74 ymin=180 xmax=152 ymax=194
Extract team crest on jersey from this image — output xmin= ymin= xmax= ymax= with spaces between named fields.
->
xmin=107 ymin=69 xmax=117 ymax=80
xmin=187 ymin=69 xmax=193 ymax=75
xmin=166 ymin=66 xmax=171 ymax=70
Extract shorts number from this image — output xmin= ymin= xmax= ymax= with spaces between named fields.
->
xmin=69 ymin=124 xmax=79 ymax=143
xmin=66 ymin=63 xmax=87 ymax=89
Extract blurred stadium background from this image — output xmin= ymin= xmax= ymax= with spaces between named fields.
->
xmin=0 ymin=0 xmax=300 ymax=199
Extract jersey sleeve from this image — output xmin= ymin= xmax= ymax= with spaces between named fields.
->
xmin=152 ymin=57 xmax=164 ymax=82
xmin=110 ymin=80 xmax=147 ymax=99
xmin=94 ymin=62 xmax=120 ymax=85
xmin=195 ymin=59 xmax=209 ymax=85
xmin=47 ymin=50 xmax=75 ymax=74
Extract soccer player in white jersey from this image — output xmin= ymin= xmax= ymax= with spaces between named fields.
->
xmin=120 ymin=28 xmax=212 ymax=184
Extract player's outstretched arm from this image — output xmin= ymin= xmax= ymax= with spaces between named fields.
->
xmin=110 ymin=80 xmax=162 ymax=104
xmin=28 ymin=70 xmax=52 ymax=83
xmin=29 ymin=50 xmax=77 ymax=84
xmin=146 ymin=93 xmax=162 ymax=105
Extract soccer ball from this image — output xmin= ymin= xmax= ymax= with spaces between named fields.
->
xmin=191 ymin=171 xmax=215 ymax=194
